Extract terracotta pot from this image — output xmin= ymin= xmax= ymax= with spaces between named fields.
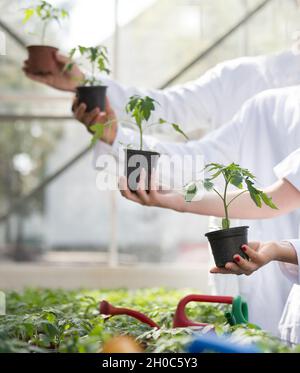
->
xmin=205 ymin=226 xmax=249 ymax=268
xmin=26 ymin=45 xmax=59 ymax=75
xmin=124 ymin=149 xmax=160 ymax=193
xmin=76 ymin=85 xmax=107 ymax=113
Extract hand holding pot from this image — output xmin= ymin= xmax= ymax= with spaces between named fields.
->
xmin=73 ymin=97 xmax=117 ymax=145
xmin=119 ymin=171 xmax=185 ymax=212
xmin=23 ymin=52 xmax=84 ymax=92
xmin=210 ymin=241 xmax=286 ymax=276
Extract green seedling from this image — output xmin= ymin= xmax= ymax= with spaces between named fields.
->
xmin=184 ymin=162 xmax=278 ymax=230
xmin=23 ymin=1 xmax=68 ymax=44
xmin=125 ymin=95 xmax=189 ymax=151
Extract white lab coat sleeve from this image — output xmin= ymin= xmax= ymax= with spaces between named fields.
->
xmin=274 ymin=148 xmax=300 ymax=192
xmin=99 ymin=72 xmax=216 ymax=131
xmin=93 ymin=95 xmax=257 ymax=170
xmin=274 ymin=149 xmax=300 ymax=284
xmin=95 ymin=50 xmax=300 ymax=131
xmin=277 ymin=240 xmax=300 ymax=285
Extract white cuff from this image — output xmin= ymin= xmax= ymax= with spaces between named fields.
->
xmin=279 ymin=240 xmax=300 ymax=285
xmin=274 ymin=149 xmax=300 ymax=192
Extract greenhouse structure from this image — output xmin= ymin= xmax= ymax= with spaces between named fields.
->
xmin=1 ymin=0 xmax=300 ymax=361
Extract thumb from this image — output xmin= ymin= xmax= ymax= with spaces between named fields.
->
xmin=247 ymin=242 xmax=261 ymax=252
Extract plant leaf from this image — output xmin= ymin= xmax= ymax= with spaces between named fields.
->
xmin=245 ymin=178 xmax=262 ymax=208
xmin=184 ymin=183 xmax=198 ymax=202
xmin=230 ymin=172 xmax=243 ymax=189
xmin=23 ymin=9 xmax=35 ymax=23
xmin=171 ymin=123 xmax=189 ymax=140
xmin=260 ymin=192 xmax=278 ymax=210
xmin=90 ymin=124 xmax=104 ymax=147
xmin=203 ymin=179 xmax=214 ymax=191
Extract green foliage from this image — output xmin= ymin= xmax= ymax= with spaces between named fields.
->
xmin=90 ymin=124 xmax=104 ymax=147
xmin=125 ymin=95 xmax=188 ymax=151
xmin=0 ymin=288 xmax=295 ymax=353
xmin=184 ymin=163 xmax=278 ymax=229
xmin=66 ymin=46 xmax=110 ymax=87
xmin=23 ymin=1 xmax=69 ymax=44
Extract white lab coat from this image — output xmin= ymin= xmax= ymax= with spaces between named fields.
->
xmin=99 ymin=50 xmax=300 ymax=301
xmin=101 ymin=50 xmax=300 ymax=132
xmin=95 ymin=86 xmax=300 ymax=335
xmin=274 ymin=149 xmax=300 ymax=344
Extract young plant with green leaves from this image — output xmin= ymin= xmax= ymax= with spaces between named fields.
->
xmin=0 ymin=288 xmax=295 ymax=353
xmin=125 ymin=95 xmax=188 ymax=151
xmin=184 ymin=163 xmax=278 ymax=230
xmin=67 ymin=46 xmax=110 ymax=87
xmin=23 ymin=1 xmax=69 ymax=44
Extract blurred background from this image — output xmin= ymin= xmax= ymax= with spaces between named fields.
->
xmin=0 ymin=0 xmax=300 ymax=287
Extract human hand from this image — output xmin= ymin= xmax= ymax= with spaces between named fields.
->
xmin=73 ymin=97 xmax=117 ymax=145
xmin=119 ymin=171 xmax=185 ymax=212
xmin=23 ymin=52 xmax=84 ymax=92
xmin=210 ymin=241 xmax=279 ymax=276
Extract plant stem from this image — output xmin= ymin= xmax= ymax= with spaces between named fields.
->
xmin=227 ymin=190 xmax=248 ymax=208
xmin=223 ymin=179 xmax=230 ymax=229
xmin=139 ymin=127 xmax=143 ymax=151
xmin=91 ymin=61 xmax=95 ymax=86
xmin=41 ymin=21 xmax=48 ymax=45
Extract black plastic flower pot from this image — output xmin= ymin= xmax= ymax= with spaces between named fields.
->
xmin=205 ymin=226 xmax=249 ymax=268
xmin=76 ymin=85 xmax=107 ymax=113
xmin=124 ymin=149 xmax=160 ymax=193
xmin=26 ymin=45 xmax=59 ymax=75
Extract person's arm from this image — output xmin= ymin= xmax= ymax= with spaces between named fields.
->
xmin=99 ymin=50 xmax=300 ymax=128
xmin=119 ymin=176 xmax=300 ymax=218
xmin=24 ymin=49 xmax=300 ymax=126
xmin=23 ymin=52 xmax=84 ymax=92
xmin=213 ymin=148 xmax=300 ymax=280
xmin=181 ymin=178 xmax=300 ymax=218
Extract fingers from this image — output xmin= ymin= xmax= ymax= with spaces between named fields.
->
xmin=247 ymin=242 xmax=261 ymax=252
xmin=119 ymin=177 xmax=144 ymax=205
xmin=136 ymin=169 xmax=151 ymax=205
xmin=85 ymin=108 xmax=102 ymax=126
xmin=72 ymin=97 xmax=79 ymax=113
xmin=233 ymin=255 xmax=256 ymax=275
xmin=241 ymin=244 xmax=260 ymax=263
xmin=55 ymin=52 xmax=69 ymax=65
xmin=210 ymin=260 xmax=245 ymax=276
xmin=74 ymin=103 xmax=87 ymax=122
xmin=119 ymin=171 xmax=158 ymax=207
xmin=23 ymin=68 xmax=48 ymax=83
xmin=210 ymin=267 xmax=235 ymax=275
xmin=149 ymin=171 xmax=158 ymax=192
xmin=224 ymin=261 xmax=244 ymax=275
xmin=105 ymin=97 xmax=112 ymax=113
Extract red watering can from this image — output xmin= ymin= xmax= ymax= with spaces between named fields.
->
xmin=99 ymin=294 xmax=250 ymax=329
